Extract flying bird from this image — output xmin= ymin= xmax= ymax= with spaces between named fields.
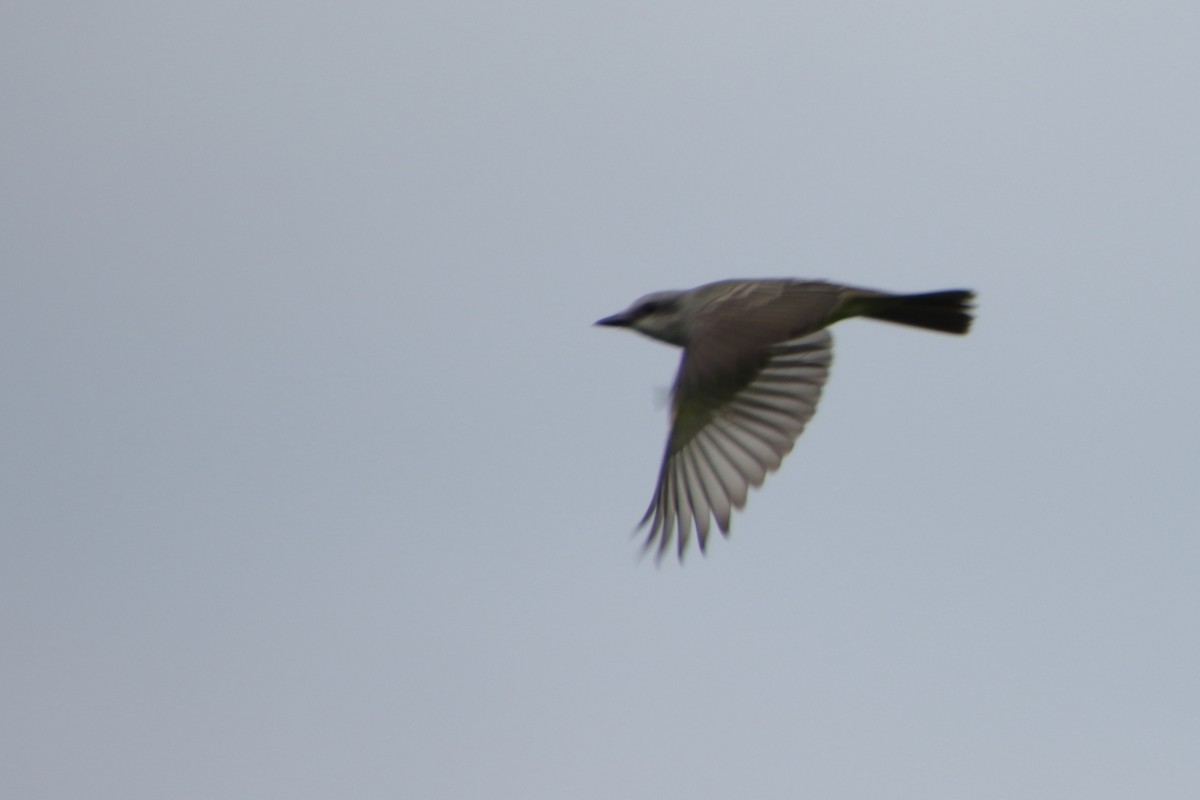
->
xmin=596 ymin=278 xmax=975 ymax=561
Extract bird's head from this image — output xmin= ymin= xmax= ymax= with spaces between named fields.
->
xmin=595 ymin=290 xmax=689 ymax=346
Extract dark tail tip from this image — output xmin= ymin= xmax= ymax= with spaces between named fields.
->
xmin=866 ymin=290 xmax=975 ymax=335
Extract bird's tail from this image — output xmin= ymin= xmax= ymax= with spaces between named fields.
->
xmin=858 ymin=290 xmax=976 ymax=335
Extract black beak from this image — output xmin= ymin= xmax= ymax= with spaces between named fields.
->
xmin=594 ymin=312 xmax=631 ymax=327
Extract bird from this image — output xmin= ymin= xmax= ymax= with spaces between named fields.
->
xmin=596 ymin=278 xmax=975 ymax=561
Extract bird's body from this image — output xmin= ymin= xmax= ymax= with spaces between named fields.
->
xmin=596 ymin=278 xmax=975 ymax=560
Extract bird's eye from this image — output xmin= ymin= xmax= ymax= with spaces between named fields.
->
xmin=638 ymin=301 xmax=660 ymax=315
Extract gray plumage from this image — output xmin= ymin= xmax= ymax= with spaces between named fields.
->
xmin=596 ymin=278 xmax=975 ymax=561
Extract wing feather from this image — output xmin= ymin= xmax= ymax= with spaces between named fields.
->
xmin=679 ymin=447 xmax=714 ymax=552
xmin=688 ymin=433 xmax=731 ymax=539
xmin=638 ymin=329 xmax=833 ymax=559
xmin=697 ymin=426 xmax=752 ymax=513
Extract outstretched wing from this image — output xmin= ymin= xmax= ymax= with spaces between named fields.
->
xmin=639 ymin=328 xmax=833 ymax=561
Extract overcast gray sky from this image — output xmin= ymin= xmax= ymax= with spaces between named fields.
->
xmin=3 ymin=2 xmax=1198 ymax=798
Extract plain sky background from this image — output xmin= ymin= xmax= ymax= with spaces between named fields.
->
xmin=3 ymin=2 xmax=1198 ymax=798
